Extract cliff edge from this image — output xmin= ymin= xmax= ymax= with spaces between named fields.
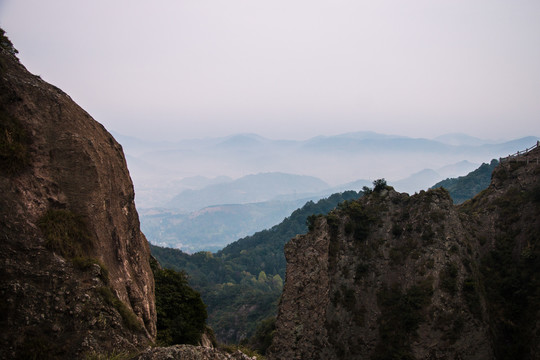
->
xmin=269 ymin=147 xmax=540 ymax=359
xmin=0 ymin=31 xmax=156 ymax=358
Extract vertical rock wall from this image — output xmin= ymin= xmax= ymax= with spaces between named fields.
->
xmin=0 ymin=41 xmax=156 ymax=358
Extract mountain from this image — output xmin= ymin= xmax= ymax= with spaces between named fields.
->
xmin=432 ymin=159 xmax=499 ymax=204
xmin=436 ymin=160 xmax=479 ymax=178
xmin=390 ymin=168 xmax=442 ymax=194
xmin=166 ymin=172 xmax=330 ymax=212
xmin=434 ymin=133 xmax=493 ymax=146
xmin=150 ymin=190 xmax=363 ymax=344
xmin=140 ymin=173 xmax=371 ymax=252
xmin=117 ymin=130 xmax=537 ymax=209
xmin=388 ymin=160 xmax=480 ymax=195
xmin=0 ymin=32 xmax=156 ymax=358
xmin=268 ymin=146 xmax=540 ymax=359
xmin=140 ymin=198 xmax=312 ymax=252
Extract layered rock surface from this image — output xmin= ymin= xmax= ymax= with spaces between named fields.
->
xmin=0 ymin=37 xmax=156 ymax=358
xmin=269 ymin=147 xmax=540 ymax=359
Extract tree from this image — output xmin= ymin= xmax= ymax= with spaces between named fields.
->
xmin=0 ymin=28 xmax=18 ymax=56
xmin=373 ymin=178 xmax=387 ymax=193
xmin=154 ymin=268 xmax=207 ymax=345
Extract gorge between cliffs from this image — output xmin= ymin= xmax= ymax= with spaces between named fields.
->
xmin=2 ymin=30 xmax=540 ymax=359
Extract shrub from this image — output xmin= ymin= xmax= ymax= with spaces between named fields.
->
xmin=0 ymin=107 xmax=30 ymax=175
xmin=462 ymin=277 xmax=482 ymax=318
xmin=97 ymin=287 xmax=143 ymax=332
xmin=373 ymin=179 xmax=388 ymax=193
xmin=72 ymin=257 xmax=110 ymax=284
xmin=338 ymin=200 xmax=373 ymax=241
xmin=0 ymin=28 xmax=18 ymax=56
xmin=354 ymin=262 xmax=369 ymax=282
xmin=153 ymin=268 xmax=207 ymax=345
xmin=246 ymin=316 xmax=276 ymax=355
xmin=38 ymin=209 xmax=93 ymax=258
xmin=391 ymin=224 xmax=403 ymax=238
xmin=306 ymin=214 xmax=321 ymax=232
xmin=440 ymin=263 xmax=458 ymax=295
xmin=373 ymin=279 xmax=433 ymax=360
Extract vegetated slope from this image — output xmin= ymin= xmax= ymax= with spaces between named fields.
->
xmin=432 ymin=159 xmax=499 ymax=204
xmin=0 ymin=30 xmax=156 ymax=358
xmin=268 ymin=147 xmax=540 ymax=360
xmin=150 ymin=190 xmax=362 ymax=344
xmin=140 ymin=198 xmax=312 ymax=252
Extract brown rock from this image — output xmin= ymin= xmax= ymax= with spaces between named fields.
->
xmin=133 ymin=345 xmax=255 ymax=360
xmin=269 ymin=155 xmax=540 ymax=360
xmin=0 ymin=36 xmax=156 ymax=358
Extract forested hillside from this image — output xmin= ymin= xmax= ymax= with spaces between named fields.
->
xmin=150 ymin=190 xmax=362 ymax=344
xmin=150 ymin=159 xmax=504 ymax=351
xmin=431 ymin=159 xmax=498 ymax=203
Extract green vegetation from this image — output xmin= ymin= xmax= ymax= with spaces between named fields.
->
xmin=97 ymin=286 xmax=143 ymax=332
xmin=432 ymin=160 xmax=498 ymax=204
xmin=38 ymin=209 xmax=93 ymax=258
xmin=39 ymin=209 xmax=146 ymax=339
xmin=153 ymin=268 xmax=207 ymax=346
xmin=0 ymin=107 xmax=31 ymax=175
xmin=151 ymin=191 xmax=362 ymax=347
xmin=462 ymin=277 xmax=482 ymax=319
xmin=72 ymin=256 xmax=110 ymax=284
xmin=217 ymin=191 xmax=362 ymax=277
xmin=372 ymin=178 xmax=388 ymax=192
xmin=372 ymin=279 xmax=433 ymax=360
xmin=242 ymin=316 xmax=275 ymax=355
xmin=337 ymin=199 xmax=374 ymax=242
xmin=479 ymin=186 xmax=540 ymax=360
xmin=0 ymin=28 xmax=18 ymax=56
xmin=439 ymin=262 xmax=458 ymax=295
xmin=15 ymin=328 xmax=67 ymax=360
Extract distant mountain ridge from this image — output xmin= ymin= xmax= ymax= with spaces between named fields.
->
xmin=166 ymin=172 xmax=329 ymax=212
xmin=432 ymin=159 xmax=499 ymax=204
xmin=150 ymin=191 xmax=364 ymax=343
xmin=148 ymin=158 xmax=512 ymax=347
xmin=141 ymin=159 xmax=500 ymax=252
xmin=117 ymin=131 xmax=537 ymax=209
xmin=141 ymin=198 xmax=313 ymax=252
xmin=268 ymin=145 xmax=540 ymax=359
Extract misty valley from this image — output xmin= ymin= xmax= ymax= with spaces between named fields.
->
xmin=2 ymin=25 xmax=540 ymax=360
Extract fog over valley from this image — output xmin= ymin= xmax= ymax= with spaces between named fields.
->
xmin=117 ymin=131 xmax=537 ymax=251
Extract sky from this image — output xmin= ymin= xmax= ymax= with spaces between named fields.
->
xmin=1 ymin=0 xmax=539 ymax=141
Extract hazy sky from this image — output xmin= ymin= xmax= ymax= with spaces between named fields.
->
xmin=1 ymin=0 xmax=539 ymax=141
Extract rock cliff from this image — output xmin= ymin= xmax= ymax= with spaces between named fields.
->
xmin=269 ymin=147 xmax=540 ymax=359
xmin=0 ymin=33 xmax=156 ymax=358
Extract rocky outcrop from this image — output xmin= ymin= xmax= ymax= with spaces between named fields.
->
xmin=0 ymin=33 xmax=156 ymax=358
xmin=133 ymin=345 xmax=255 ymax=360
xmin=269 ymin=148 xmax=540 ymax=359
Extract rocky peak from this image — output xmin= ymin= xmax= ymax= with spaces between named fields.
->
xmin=269 ymin=152 xmax=540 ymax=359
xmin=1 ymin=33 xmax=156 ymax=358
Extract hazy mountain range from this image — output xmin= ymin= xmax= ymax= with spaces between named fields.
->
xmin=117 ymin=131 xmax=535 ymax=208
xmin=115 ymin=131 xmax=537 ymax=251
xmin=166 ymin=172 xmax=329 ymax=212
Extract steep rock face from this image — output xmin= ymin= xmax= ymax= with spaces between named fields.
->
xmin=269 ymin=148 xmax=540 ymax=359
xmin=0 ymin=38 xmax=156 ymax=357
xmin=461 ymin=149 xmax=540 ymax=360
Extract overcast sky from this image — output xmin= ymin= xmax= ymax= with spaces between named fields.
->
xmin=1 ymin=0 xmax=539 ymax=141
